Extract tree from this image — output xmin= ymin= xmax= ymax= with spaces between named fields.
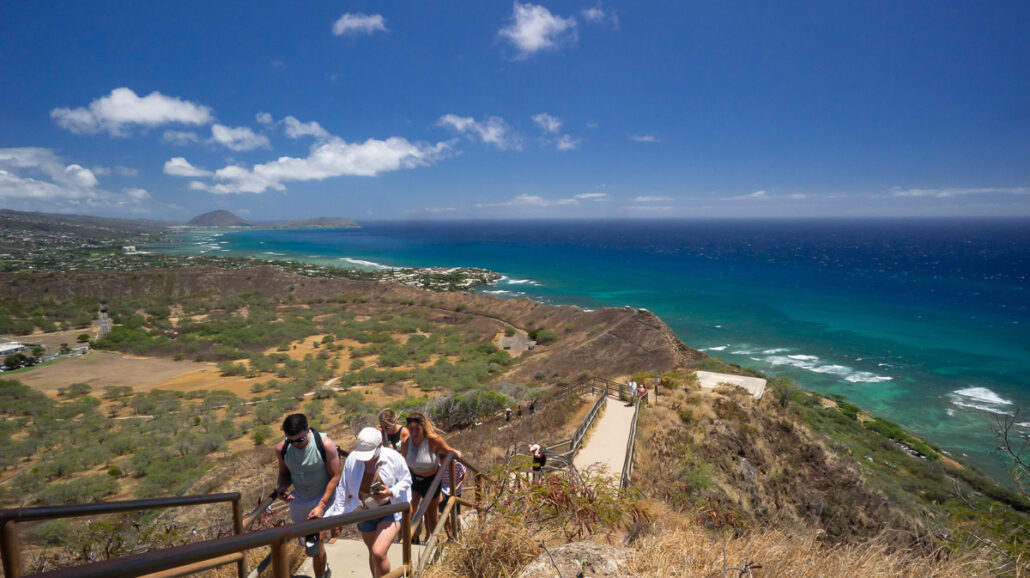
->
xmin=4 ymin=353 xmax=27 ymax=370
xmin=996 ymin=410 xmax=1030 ymax=501
xmin=77 ymin=333 xmax=91 ymax=343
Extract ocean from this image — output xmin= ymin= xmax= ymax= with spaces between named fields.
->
xmin=159 ymin=218 xmax=1030 ymax=481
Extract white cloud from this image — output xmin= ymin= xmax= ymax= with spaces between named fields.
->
xmin=499 ymin=2 xmax=577 ymax=57
xmin=888 ymin=186 xmax=1030 ymax=198
xmin=0 ymin=147 xmax=146 ymax=208
xmin=191 ymin=137 xmax=451 ymax=194
xmin=437 ymin=114 xmax=521 ymax=150
xmin=123 ymin=187 xmax=151 ymax=200
xmin=51 ymin=88 xmax=213 ymax=136
xmin=283 ymin=116 xmax=330 ymax=140
xmin=163 ymin=130 xmax=201 ymax=145
xmin=333 ymin=13 xmax=387 ymax=36
xmin=532 ymin=113 xmax=562 ymax=133
xmin=630 ymin=134 xmax=659 ymax=143
xmin=581 ymin=3 xmax=618 ymax=26
xmin=210 ymin=124 xmax=271 ymax=151
xmin=478 ymin=193 xmax=580 ymax=208
xmin=635 ymin=196 xmax=673 ymax=202
xmin=164 ymin=157 xmax=213 ymax=177
xmin=256 ymin=112 xmax=274 ymax=125
xmin=556 ymin=134 xmax=580 ymax=151
xmin=576 ymin=193 xmax=608 ymax=200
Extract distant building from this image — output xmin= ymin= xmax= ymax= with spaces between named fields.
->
xmin=0 ymin=342 xmax=29 ymax=356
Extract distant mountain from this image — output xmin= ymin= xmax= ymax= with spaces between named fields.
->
xmin=187 ymin=210 xmax=253 ymax=227
xmin=185 ymin=211 xmax=359 ymax=230
xmin=272 ymin=217 xmax=358 ymax=229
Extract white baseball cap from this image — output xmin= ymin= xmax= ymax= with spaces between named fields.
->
xmin=351 ymin=427 xmax=383 ymax=461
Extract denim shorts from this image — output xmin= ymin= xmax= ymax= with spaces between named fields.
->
xmin=356 ymin=513 xmax=395 ymax=533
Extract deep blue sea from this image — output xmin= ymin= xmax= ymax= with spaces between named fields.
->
xmin=161 ymin=219 xmax=1030 ymax=481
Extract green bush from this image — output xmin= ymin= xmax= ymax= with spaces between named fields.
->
xmin=252 ymin=425 xmax=273 ymax=445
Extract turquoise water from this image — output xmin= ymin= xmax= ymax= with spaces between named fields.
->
xmin=159 ymin=219 xmax=1030 ymax=481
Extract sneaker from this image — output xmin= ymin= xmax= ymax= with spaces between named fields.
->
xmin=320 ymin=567 xmax=332 ymax=578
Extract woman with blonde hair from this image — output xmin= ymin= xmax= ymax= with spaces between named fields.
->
xmin=401 ymin=411 xmax=461 ymax=542
xmin=377 ymin=408 xmax=409 ymax=451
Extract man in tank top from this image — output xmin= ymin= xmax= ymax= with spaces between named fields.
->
xmin=275 ymin=413 xmax=341 ymax=578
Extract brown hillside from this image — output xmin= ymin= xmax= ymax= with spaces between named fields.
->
xmin=1 ymin=266 xmax=703 ymax=381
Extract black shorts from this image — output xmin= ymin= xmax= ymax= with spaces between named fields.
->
xmin=411 ymin=471 xmax=442 ymax=500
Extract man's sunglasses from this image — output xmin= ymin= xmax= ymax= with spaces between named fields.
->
xmin=287 ymin=430 xmax=309 ymax=445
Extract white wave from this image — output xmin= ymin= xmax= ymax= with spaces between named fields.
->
xmin=1017 ymin=422 xmax=1030 ymax=429
xmin=263 ymin=252 xmax=285 ymax=256
xmin=505 ymin=278 xmax=540 ymax=285
xmin=715 ymin=325 xmax=723 ymax=328
xmin=340 ymin=257 xmax=393 ymax=269
xmin=482 ymin=290 xmax=513 ymax=295
xmin=762 ymin=348 xmax=789 ymax=354
xmin=952 ymin=387 xmax=1012 ymax=406
xmin=950 ymin=400 xmax=1013 ymax=415
xmin=763 ymin=355 xmax=892 ymax=383
xmin=731 ymin=350 xmax=754 ymax=355
xmin=946 ymin=408 xmax=955 ymax=416
xmin=706 ymin=345 xmax=729 ymax=351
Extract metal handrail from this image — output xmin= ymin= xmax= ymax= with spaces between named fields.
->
xmin=620 ymin=396 xmax=643 ymax=489
xmin=1 ymin=493 xmax=245 ymax=578
xmin=28 ymin=504 xmax=412 ymax=578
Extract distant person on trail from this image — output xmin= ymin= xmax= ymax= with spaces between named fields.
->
xmin=530 ymin=443 xmax=546 ymax=483
xmin=326 ymin=427 xmax=411 ymax=578
xmin=377 ymin=408 xmax=409 ymax=452
xmin=517 ymin=404 xmax=523 ymax=418
xmin=505 ymin=407 xmax=512 ymax=422
xmin=529 ymin=399 xmax=536 ymax=414
xmin=627 ymin=380 xmax=637 ymax=406
xmin=275 ymin=413 xmax=341 ymax=578
xmin=402 ymin=411 xmax=461 ymax=544
xmin=638 ymin=383 xmax=647 ymax=403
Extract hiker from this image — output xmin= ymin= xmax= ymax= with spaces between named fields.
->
xmin=505 ymin=407 xmax=512 ymax=422
xmin=438 ymin=454 xmax=467 ymax=539
xmin=638 ymin=382 xmax=647 ymax=403
xmin=530 ymin=443 xmax=546 ymax=483
xmin=326 ymin=427 xmax=411 ymax=578
xmin=626 ymin=380 xmax=637 ymax=406
xmin=402 ymin=411 xmax=461 ymax=543
xmin=275 ymin=413 xmax=341 ymax=578
xmin=377 ymin=408 xmax=409 ymax=451
xmin=529 ymin=399 xmax=536 ymax=414
xmin=517 ymin=404 xmax=523 ymax=418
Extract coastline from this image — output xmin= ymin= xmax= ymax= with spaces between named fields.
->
xmin=147 ymin=222 xmax=1030 ymax=484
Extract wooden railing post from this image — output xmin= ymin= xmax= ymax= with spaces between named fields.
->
xmin=448 ymin=460 xmax=458 ymax=538
xmin=231 ymin=497 xmax=245 ymax=578
xmin=269 ymin=537 xmax=289 ymax=578
xmin=401 ymin=507 xmax=412 ymax=575
xmin=1 ymin=517 xmax=21 ymax=578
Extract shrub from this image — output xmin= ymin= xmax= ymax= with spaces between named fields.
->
xmin=252 ymin=425 xmax=273 ymax=445
xmin=533 ymin=329 xmax=559 ymax=345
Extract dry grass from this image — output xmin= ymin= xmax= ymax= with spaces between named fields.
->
xmin=424 ymin=519 xmax=542 ymax=578
xmin=625 ymin=503 xmax=1004 ymax=577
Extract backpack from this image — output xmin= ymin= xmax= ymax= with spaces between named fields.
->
xmin=281 ymin=428 xmax=348 ymax=464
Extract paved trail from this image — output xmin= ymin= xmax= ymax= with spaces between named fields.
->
xmin=295 ymin=539 xmax=424 ymax=578
xmin=572 ymin=399 xmax=636 ymax=480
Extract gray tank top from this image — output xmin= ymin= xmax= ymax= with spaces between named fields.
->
xmin=406 ymin=437 xmax=437 ymax=475
xmin=284 ymin=432 xmax=330 ymax=500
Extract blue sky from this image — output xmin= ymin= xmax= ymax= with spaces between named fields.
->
xmin=1 ymin=1 xmax=1029 ymax=221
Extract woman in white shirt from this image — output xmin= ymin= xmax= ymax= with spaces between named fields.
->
xmin=326 ymin=427 xmax=412 ymax=578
